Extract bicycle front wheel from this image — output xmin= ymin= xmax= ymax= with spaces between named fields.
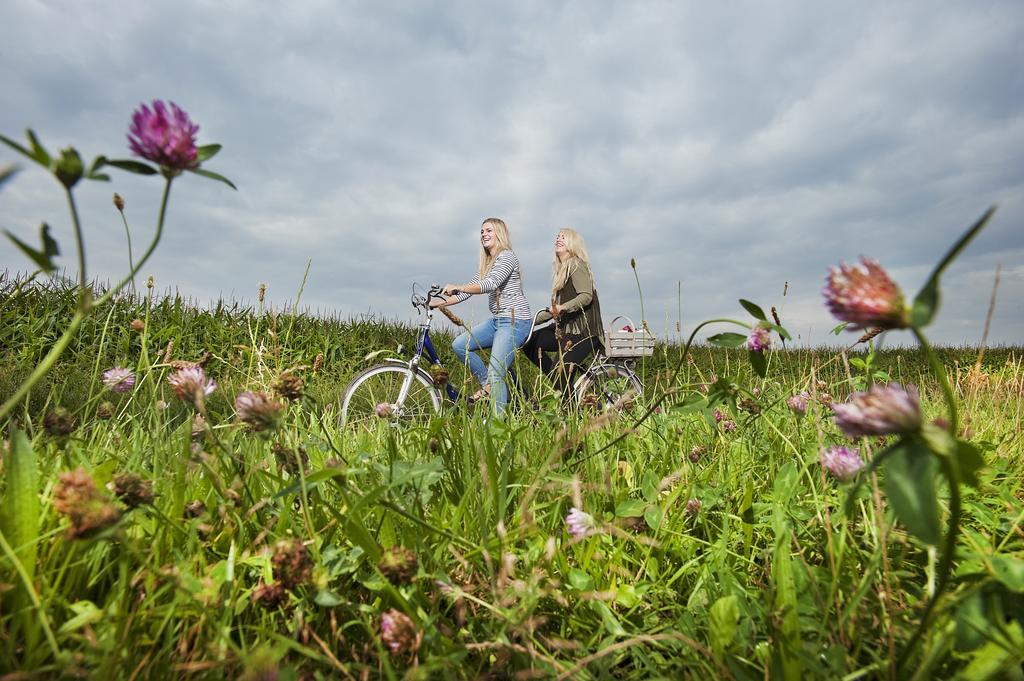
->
xmin=340 ymin=364 xmax=442 ymax=428
xmin=575 ymin=362 xmax=643 ymax=412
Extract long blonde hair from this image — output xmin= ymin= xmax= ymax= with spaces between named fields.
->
xmin=552 ymin=227 xmax=592 ymax=294
xmin=478 ymin=218 xmax=514 ymax=280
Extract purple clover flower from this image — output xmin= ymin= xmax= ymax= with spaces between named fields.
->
xmin=713 ymin=408 xmax=724 ymax=423
xmin=721 ymin=419 xmax=736 ymax=432
xmin=684 ymin=498 xmax=702 ymax=517
xmin=102 ymin=367 xmax=135 ymax=393
xmin=375 ymin=402 xmax=394 ymax=418
xmin=234 ymin=391 xmax=285 ymax=431
xmin=747 ymin=325 xmax=771 ymax=352
xmin=832 ymin=383 xmax=922 ymax=437
xmin=128 ymin=100 xmax=200 ymax=172
xmin=565 ymin=507 xmax=598 ymax=538
xmin=820 ymin=446 xmax=865 ymax=482
xmin=823 ymin=257 xmax=908 ymax=329
xmin=787 ymin=391 xmax=809 ymax=416
xmin=167 ymin=366 xmax=216 ymax=406
xmin=379 ymin=609 xmax=418 ymax=656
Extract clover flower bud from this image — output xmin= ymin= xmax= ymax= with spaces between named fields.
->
xmin=787 ymin=392 xmax=809 ymax=416
xmin=113 ymin=193 xmax=125 ymax=211
xmin=270 ymin=539 xmax=313 ymax=590
xmin=688 ymin=444 xmax=706 ymax=463
xmin=53 ymin=468 xmax=122 ymax=539
xmin=565 ymin=507 xmax=598 ymax=538
xmin=44 ymin=407 xmax=76 ymax=437
xmin=252 ymin=582 xmax=287 ymax=609
xmin=685 ymin=498 xmax=702 ymax=517
xmin=747 ymin=325 xmax=771 ymax=353
xmin=167 ymin=366 xmax=216 ymax=408
xmin=272 ymin=371 xmax=304 ymax=401
xmin=820 ymin=446 xmax=865 ymax=482
xmin=378 ymin=546 xmax=418 ymax=585
xmin=832 ymin=383 xmax=922 ymax=437
xmin=96 ymin=401 xmax=116 ymax=420
xmin=271 ymin=442 xmax=308 ymax=475
xmin=184 ymin=500 xmax=207 ymax=519
xmin=823 ymin=257 xmax=908 ymax=329
xmin=109 ymin=473 xmax=155 ymax=509
xmin=54 ymin=147 xmax=84 ymax=188
xmin=130 ymin=318 xmax=145 ymax=333
xmin=375 ymin=402 xmax=394 ymax=418
xmin=380 ymin=610 xmax=419 ymax=657
xmin=102 ymin=367 xmax=136 ymax=393
xmin=234 ymin=391 xmax=285 ymax=431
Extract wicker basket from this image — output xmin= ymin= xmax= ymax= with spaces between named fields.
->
xmin=604 ymin=316 xmax=655 ymax=357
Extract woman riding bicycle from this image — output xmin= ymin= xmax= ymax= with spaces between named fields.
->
xmin=522 ymin=227 xmax=605 ymax=395
xmin=431 ymin=218 xmax=531 ymax=416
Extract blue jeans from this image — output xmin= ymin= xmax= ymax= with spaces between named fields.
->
xmin=452 ymin=317 xmax=532 ymax=415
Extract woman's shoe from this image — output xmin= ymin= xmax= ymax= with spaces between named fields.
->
xmin=469 ymin=385 xmax=490 ymax=403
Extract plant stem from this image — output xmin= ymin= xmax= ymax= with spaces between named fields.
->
xmin=64 ymin=186 xmax=87 ymax=298
xmin=119 ymin=208 xmax=136 ymax=293
xmin=896 ymin=327 xmax=963 ymax=672
xmin=0 ymin=178 xmax=174 ymax=423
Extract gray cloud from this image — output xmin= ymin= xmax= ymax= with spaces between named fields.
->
xmin=2 ymin=0 xmax=1022 ymax=348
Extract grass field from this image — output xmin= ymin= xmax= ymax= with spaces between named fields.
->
xmin=2 ymin=273 xmax=1023 ymax=680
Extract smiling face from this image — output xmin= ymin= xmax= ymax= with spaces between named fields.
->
xmin=480 ymin=222 xmax=496 ymax=252
xmin=555 ymin=231 xmax=569 ymax=260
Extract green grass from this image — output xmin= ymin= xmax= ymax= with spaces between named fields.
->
xmin=2 ymin=272 xmax=1023 ymax=680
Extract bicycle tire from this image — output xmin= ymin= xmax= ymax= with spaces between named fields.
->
xmin=574 ymin=361 xmax=643 ymax=411
xmin=340 ymin=364 xmax=442 ymax=428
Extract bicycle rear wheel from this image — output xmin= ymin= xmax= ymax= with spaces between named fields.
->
xmin=575 ymin=362 xmax=643 ymax=411
xmin=340 ymin=364 xmax=442 ymax=428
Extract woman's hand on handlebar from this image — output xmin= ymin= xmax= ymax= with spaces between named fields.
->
xmin=441 ymin=283 xmax=462 ymax=297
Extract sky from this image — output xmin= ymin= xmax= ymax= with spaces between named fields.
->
xmin=1 ymin=0 xmax=1022 ymax=347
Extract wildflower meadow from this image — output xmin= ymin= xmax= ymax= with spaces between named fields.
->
xmin=1 ymin=105 xmax=1022 ymax=680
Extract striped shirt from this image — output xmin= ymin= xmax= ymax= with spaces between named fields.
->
xmin=454 ymin=249 xmax=531 ymax=321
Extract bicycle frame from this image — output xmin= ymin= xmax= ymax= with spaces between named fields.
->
xmin=396 ymin=285 xmax=460 ymax=405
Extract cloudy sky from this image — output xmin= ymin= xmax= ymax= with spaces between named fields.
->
xmin=2 ymin=1 xmax=1022 ymax=347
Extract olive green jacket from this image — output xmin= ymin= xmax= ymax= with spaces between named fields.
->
xmin=536 ymin=258 xmax=605 ymax=345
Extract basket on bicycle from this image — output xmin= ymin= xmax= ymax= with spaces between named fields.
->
xmin=604 ymin=316 xmax=655 ymax=357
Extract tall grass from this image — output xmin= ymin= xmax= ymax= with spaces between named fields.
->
xmin=2 ymin=272 xmax=1023 ymax=679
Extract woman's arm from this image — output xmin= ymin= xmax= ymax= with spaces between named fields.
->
xmin=431 ymin=274 xmax=482 ymax=307
xmin=556 ymin=261 xmax=594 ymax=314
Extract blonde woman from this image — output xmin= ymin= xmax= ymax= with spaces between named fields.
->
xmin=431 ymin=218 xmax=531 ymax=415
xmin=522 ymin=228 xmax=604 ymax=393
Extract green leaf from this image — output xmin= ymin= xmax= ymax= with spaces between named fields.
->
xmin=58 ymin=601 xmax=103 ymax=634
xmin=105 ymin=158 xmax=159 ymax=175
xmin=196 ymin=144 xmax=222 ymax=162
xmin=990 ymin=556 xmax=1024 ymax=592
xmin=614 ymin=499 xmax=646 ymax=517
xmin=766 ymin=322 xmax=792 ymax=341
xmin=3 ymin=428 xmax=41 ymax=648
xmin=314 ymin=589 xmax=345 ymax=607
xmin=0 ymin=164 xmax=18 ymax=189
xmin=0 ymin=131 xmax=49 ymax=168
xmin=643 ymin=505 xmax=663 ymax=531
xmin=84 ymin=156 xmax=111 ymax=182
xmin=189 ymin=167 xmax=237 ymax=190
xmin=5 ymin=223 xmax=60 ymax=273
xmin=956 ymin=440 xmax=986 ymax=488
xmin=831 ymin=322 xmax=849 ymax=336
xmin=568 ymin=568 xmax=594 ymax=591
xmin=749 ymin=349 xmax=767 ymax=377
xmin=707 ymin=332 xmax=747 ymax=349
xmin=881 ymin=440 xmax=941 ymax=545
xmin=911 ymin=207 xmax=996 ymax=328
xmin=709 ymin=595 xmax=740 ymax=655
xmin=26 ymin=130 xmax=51 ymax=166
xmin=739 ymin=299 xmax=767 ymax=321
xmin=670 ymin=392 xmax=705 ymax=414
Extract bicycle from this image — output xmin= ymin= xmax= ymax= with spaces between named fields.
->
xmin=340 ymin=283 xmax=518 ymax=428
xmin=529 ymin=314 xmax=646 ymax=411
xmin=339 ymin=284 xmax=646 ymax=427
